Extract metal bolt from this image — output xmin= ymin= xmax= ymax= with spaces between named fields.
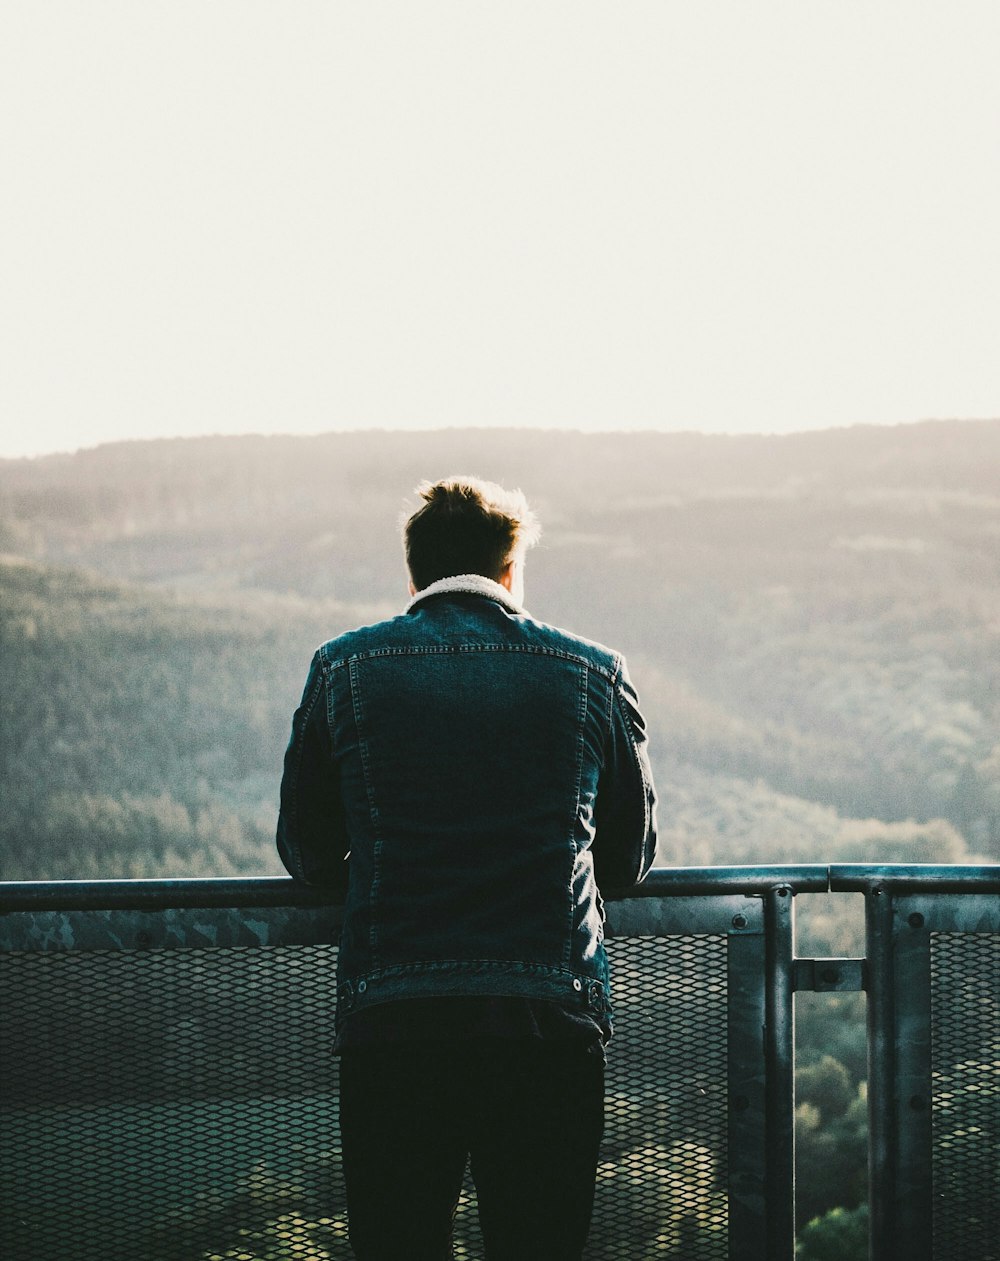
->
xmin=135 ymin=930 xmax=152 ymax=949
xmin=908 ymin=913 xmax=924 ymax=929
xmin=732 ymin=914 xmax=748 ymax=930
xmin=821 ymin=967 xmax=839 ymax=985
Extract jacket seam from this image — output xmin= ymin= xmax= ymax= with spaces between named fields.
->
xmin=564 ymin=661 xmax=588 ymax=969
xmin=348 ymin=657 xmax=384 ymax=972
xmin=321 ymin=641 xmax=618 ymax=679
xmin=603 ymin=655 xmax=619 ymax=754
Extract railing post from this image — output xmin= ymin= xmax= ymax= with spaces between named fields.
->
xmin=765 ymin=883 xmax=796 ymax=1260
xmin=866 ymin=880 xmax=895 ymax=1260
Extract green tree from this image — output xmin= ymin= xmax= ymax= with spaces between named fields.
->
xmin=797 ymin=1204 xmax=868 ymax=1261
xmin=797 ymin=1055 xmax=853 ymax=1121
xmin=795 ymin=1078 xmax=868 ymax=1225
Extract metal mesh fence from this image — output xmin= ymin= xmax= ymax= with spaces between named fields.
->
xmin=1 ymin=946 xmax=344 ymax=1261
xmin=0 ymin=933 xmax=730 ymax=1261
xmin=930 ymin=932 xmax=1000 ymax=1261
xmin=588 ymin=935 xmax=729 ymax=1259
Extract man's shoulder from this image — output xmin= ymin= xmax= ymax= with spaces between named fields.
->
xmin=513 ymin=613 xmax=622 ymax=678
xmin=313 ymin=611 xmax=413 ymax=665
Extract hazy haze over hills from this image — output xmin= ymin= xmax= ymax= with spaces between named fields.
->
xmin=1 ymin=419 xmax=998 ymax=880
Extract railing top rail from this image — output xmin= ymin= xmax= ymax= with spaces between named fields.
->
xmin=0 ymin=876 xmax=335 ymax=914
xmin=3 ymin=864 xmax=999 ymax=914
xmin=829 ymin=863 xmax=1000 ymax=892
xmin=0 ymin=867 xmax=827 ymax=913
xmin=621 ymin=865 xmax=830 ymax=896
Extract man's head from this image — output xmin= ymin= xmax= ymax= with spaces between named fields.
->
xmin=403 ymin=476 xmax=541 ymax=600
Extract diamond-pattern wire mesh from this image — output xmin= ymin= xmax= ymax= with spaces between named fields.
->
xmin=1 ymin=934 xmax=730 ymax=1261
xmin=587 ymin=935 xmax=729 ymax=1259
xmin=1 ymin=947 xmax=345 ymax=1261
xmin=930 ymin=933 xmax=1000 ymax=1261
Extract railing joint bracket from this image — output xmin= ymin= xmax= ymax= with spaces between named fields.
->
xmin=792 ymin=956 xmax=866 ymax=993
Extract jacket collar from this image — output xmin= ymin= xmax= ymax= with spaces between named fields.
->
xmin=406 ymin=573 xmax=525 ymax=616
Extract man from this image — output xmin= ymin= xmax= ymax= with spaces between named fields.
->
xmin=277 ymin=475 xmax=657 ymax=1261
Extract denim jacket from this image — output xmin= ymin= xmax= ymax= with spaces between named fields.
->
xmin=277 ymin=574 xmax=657 ymax=1028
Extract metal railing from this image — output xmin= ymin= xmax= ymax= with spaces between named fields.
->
xmin=1 ymin=865 xmax=998 ymax=1261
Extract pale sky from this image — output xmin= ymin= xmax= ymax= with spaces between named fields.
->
xmin=2 ymin=2 xmax=999 ymax=459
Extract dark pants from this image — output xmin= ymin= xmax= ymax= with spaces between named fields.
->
xmin=338 ymin=1038 xmax=605 ymax=1261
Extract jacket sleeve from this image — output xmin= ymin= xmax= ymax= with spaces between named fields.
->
xmin=276 ymin=652 xmax=350 ymax=891
xmin=591 ymin=653 xmax=658 ymax=890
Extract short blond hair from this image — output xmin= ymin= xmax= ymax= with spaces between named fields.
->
xmin=403 ymin=476 xmax=541 ymax=591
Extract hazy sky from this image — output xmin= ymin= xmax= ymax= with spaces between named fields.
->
xmin=3 ymin=2 xmax=999 ymax=458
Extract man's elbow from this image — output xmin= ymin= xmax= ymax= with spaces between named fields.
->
xmin=638 ymin=793 xmax=658 ymax=881
xmin=628 ymin=830 xmax=657 ymax=888
xmin=596 ymin=826 xmax=657 ymax=893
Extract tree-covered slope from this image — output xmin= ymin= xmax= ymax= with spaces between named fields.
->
xmin=0 ymin=556 xmax=391 ymax=878
xmin=1 ymin=420 xmax=998 ymax=880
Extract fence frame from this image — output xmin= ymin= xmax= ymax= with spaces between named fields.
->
xmin=2 ymin=864 xmax=999 ymax=1259
xmin=830 ymin=865 xmax=1000 ymax=1261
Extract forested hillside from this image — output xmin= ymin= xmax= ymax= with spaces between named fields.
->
xmin=2 ymin=420 xmax=998 ymax=883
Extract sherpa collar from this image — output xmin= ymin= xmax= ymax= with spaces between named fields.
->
xmin=405 ymin=573 xmax=525 ymax=616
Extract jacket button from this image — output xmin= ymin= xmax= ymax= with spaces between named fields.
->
xmin=358 ymin=980 xmax=367 ymax=994
xmin=572 ymin=978 xmax=582 ymax=992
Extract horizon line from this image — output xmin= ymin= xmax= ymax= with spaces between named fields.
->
xmin=4 ymin=415 xmax=999 ymax=463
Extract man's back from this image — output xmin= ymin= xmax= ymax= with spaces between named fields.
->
xmin=276 ymin=477 xmax=657 ymax=1261
xmin=278 ymin=572 xmax=656 ymax=1025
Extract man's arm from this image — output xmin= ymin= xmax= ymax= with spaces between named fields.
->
xmin=591 ymin=654 xmax=658 ymax=889
xmin=276 ymin=652 xmax=350 ymax=891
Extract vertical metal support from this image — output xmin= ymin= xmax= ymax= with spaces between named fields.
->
xmin=893 ymin=897 xmax=933 ymax=1255
xmin=866 ymin=882 xmax=896 ymax=1260
xmin=764 ymin=884 xmax=796 ymax=1260
xmin=728 ymin=929 xmax=769 ymax=1259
